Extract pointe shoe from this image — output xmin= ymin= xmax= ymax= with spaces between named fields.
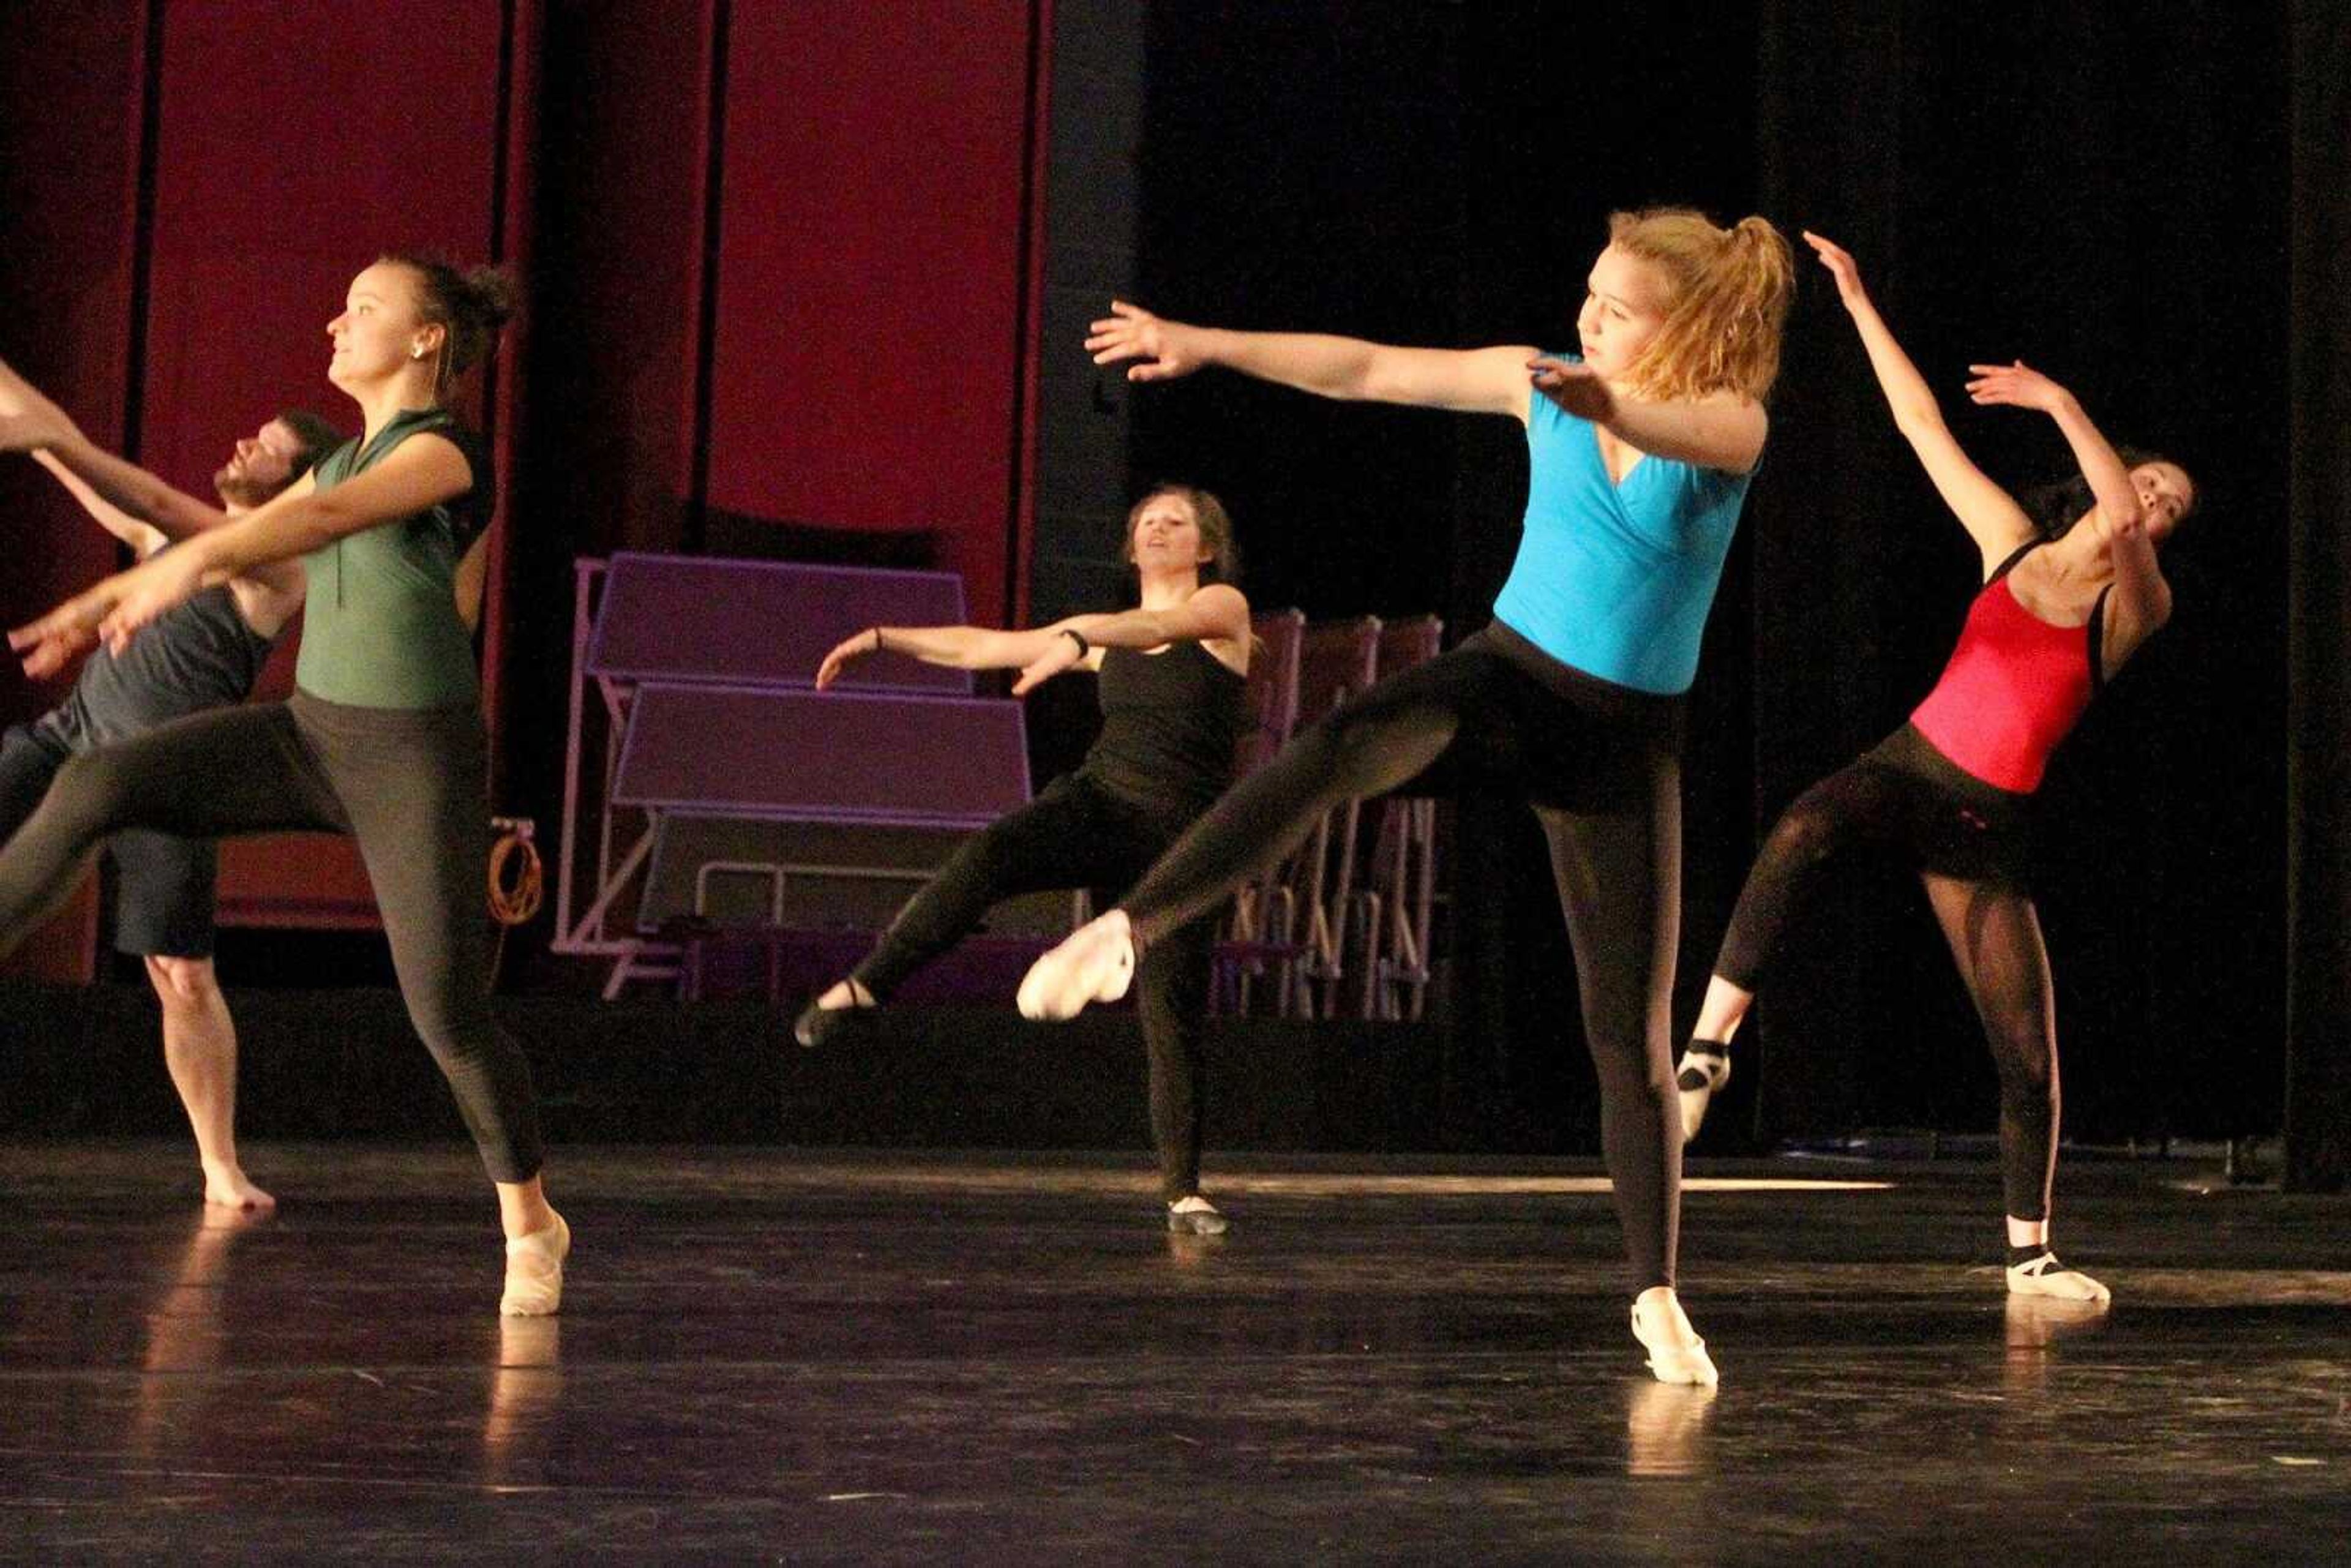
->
xmin=1674 ymin=1042 xmax=1731 ymax=1144
xmin=1630 ymin=1291 xmax=1720 ymax=1387
xmin=1166 ymin=1196 xmax=1229 ymax=1237
xmin=500 ymin=1212 xmax=571 ymax=1318
xmin=1016 ymin=913 xmax=1136 ymax=1021
xmin=2004 ymin=1250 xmax=2111 ymax=1305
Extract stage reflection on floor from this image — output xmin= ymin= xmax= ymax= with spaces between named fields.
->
xmin=0 ymin=1144 xmax=2344 ymax=1562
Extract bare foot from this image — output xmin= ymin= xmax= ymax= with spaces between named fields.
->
xmin=202 ymin=1165 xmax=277 ymax=1212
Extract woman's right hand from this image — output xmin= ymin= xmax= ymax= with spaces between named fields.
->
xmin=815 ymin=628 xmax=879 ymax=691
xmin=1801 ymin=231 xmax=1870 ymax=310
xmin=1086 ymin=301 xmax=1208 ymax=382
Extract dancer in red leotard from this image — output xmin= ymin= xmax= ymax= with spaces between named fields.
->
xmin=1674 ymin=233 xmax=2195 ymax=1305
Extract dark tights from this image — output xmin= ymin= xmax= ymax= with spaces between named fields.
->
xmin=1714 ymin=731 xmax=2057 ymax=1220
xmin=1120 ymin=624 xmax=1686 ymax=1291
xmin=0 ymin=693 xmax=544 ymax=1182
xmin=854 ymin=772 xmax=1214 ymax=1201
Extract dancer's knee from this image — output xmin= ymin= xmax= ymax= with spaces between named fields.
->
xmin=1760 ymin=796 xmax=1843 ymax=871
xmin=144 ymin=955 xmax=220 ymax=1010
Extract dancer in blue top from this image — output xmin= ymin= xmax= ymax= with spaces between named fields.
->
xmin=1019 ymin=207 xmax=1793 ymax=1385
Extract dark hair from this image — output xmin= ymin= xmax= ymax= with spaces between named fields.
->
xmin=1123 ymin=484 xmax=1240 ymax=583
xmin=272 ymin=408 xmax=345 ymax=481
xmin=2022 ymin=446 xmax=2198 ymax=541
xmin=377 ymin=252 xmax=518 ymax=397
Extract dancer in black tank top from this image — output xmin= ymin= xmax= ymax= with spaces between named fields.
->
xmin=803 ymin=486 xmax=1251 ymax=1233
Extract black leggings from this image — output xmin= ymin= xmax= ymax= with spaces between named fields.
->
xmin=851 ymin=771 xmax=1214 ymax=1200
xmin=0 ymin=692 xmax=544 ymax=1182
xmin=1714 ymin=727 xmax=2057 ymax=1221
xmin=1120 ymin=623 xmax=1686 ymax=1291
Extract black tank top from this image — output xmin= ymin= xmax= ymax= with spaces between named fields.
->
xmin=35 ymin=572 xmax=277 ymax=754
xmin=1081 ymin=641 xmax=1247 ymax=818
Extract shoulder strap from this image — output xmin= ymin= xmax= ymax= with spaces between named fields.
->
xmin=1986 ymin=538 xmax=2042 ymax=586
xmin=2087 ymin=585 xmax=2113 ymax=694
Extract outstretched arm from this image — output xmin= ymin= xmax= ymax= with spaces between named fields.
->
xmin=9 ymin=433 xmax=471 ymax=668
xmin=1010 ymin=585 xmax=1251 ymax=694
xmin=1526 ymin=359 xmax=1768 ymax=472
xmin=1087 ymin=299 xmax=1535 ymax=421
xmin=1802 ymin=232 xmax=2036 ymax=573
xmin=816 ymin=585 xmax=1253 ymax=694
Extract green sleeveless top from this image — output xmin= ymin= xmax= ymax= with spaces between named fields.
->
xmin=296 ymin=407 xmax=493 ymax=708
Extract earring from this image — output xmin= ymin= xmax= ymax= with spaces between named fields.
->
xmin=410 ymin=347 xmax=425 ymax=360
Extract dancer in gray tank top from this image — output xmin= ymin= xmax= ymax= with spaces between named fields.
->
xmin=1 ymin=388 xmax=339 ymax=1209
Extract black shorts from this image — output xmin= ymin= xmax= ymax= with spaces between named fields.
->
xmin=0 ymin=723 xmax=217 ymax=960
xmin=1853 ymin=722 xmax=2035 ymax=887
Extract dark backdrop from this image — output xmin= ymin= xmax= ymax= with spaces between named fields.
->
xmin=1 ymin=3 xmax=2330 ymax=1167
xmin=1105 ymin=0 xmax=2292 ymax=1152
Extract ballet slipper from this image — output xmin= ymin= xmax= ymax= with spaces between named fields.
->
xmin=1630 ymin=1286 xmax=1720 ymax=1387
xmin=2004 ymin=1250 xmax=2111 ymax=1305
xmin=501 ymin=1212 xmax=571 ymax=1317
xmin=1016 ymin=911 xmax=1136 ymax=1021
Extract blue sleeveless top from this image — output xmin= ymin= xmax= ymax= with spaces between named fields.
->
xmin=1490 ymin=359 xmax=1755 ymax=695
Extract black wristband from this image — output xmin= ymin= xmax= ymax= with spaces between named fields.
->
xmin=871 ymin=627 xmax=884 ymax=654
xmin=1060 ymin=628 xmax=1090 ymax=656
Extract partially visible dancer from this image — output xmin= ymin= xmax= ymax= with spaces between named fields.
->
xmin=1021 ymin=208 xmax=1796 ymax=1385
xmin=1674 ymin=233 xmax=2195 ymax=1307
xmin=0 ymin=255 xmax=570 ymax=1315
xmin=0 ymin=375 xmax=339 ymax=1211
xmin=803 ymin=486 xmax=1251 ymax=1235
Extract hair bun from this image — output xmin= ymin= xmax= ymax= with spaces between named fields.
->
xmin=460 ymin=266 xmax=519 ymax=330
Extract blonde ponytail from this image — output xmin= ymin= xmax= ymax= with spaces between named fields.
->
xmin=1605 ymin=208 xmax=1794 ymax=403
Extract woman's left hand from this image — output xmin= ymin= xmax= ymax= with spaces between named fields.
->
xmin=1011 ymin=633 xmax=1084 ymax=696
xmin=1528 ymin=356 xmax=1615 ymax=421
xmin=1964 ymin=359 xmax=2072 ymax=413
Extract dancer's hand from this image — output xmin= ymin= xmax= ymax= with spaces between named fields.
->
xmin=11 ymin=622 xmax=97 ymax=681
xmin=815 ymin=628 xmax=880 ymax=691
xmin=1801 ymin=230 xmax=1871 ymax=310
xmin=1010 ymin=632 xmax=1084 ymax=695
xmin=1965 ymin=359 xmax=2073 ymax=414
xmin=9 ymin=547 xmax=207 ymax=672
xmin=1086 ymin=301 xmax=1209 ymax=382
xmin=1528 ymin=356 xmax=1614 ymax=421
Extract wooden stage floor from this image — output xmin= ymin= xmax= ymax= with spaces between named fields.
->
xmin=0 ymin=1143 xmax=2344 ymax=1562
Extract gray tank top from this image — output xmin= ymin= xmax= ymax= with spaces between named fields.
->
xmin=35 ymin=567 xmax=277 ymax=753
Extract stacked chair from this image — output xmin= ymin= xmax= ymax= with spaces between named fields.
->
xmin=552 ymin=553 xmax=1040 ymax=1000
xmin=1349 ymin=615 xmax=1445 ymax=1020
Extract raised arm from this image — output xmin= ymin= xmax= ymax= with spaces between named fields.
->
xmin=1087 ymin=299 xmax=1534 ymax=421
xmin=1802 ymin=232 xmax=2036 ymax=573
xmin=1961 ymin=357 xmax=2165 ymax=664
xmin=33 ymin=449 xmax=169 ymax=558
xmin=2095 ymin=500 xmax=2172 ymax=674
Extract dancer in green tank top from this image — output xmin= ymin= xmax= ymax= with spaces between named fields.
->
xmin=1 ymin=255 xmax=569 ymax=1317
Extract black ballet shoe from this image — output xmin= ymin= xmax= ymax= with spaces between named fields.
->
xmin=792 ymin=1000 xmax=875 ymax=1049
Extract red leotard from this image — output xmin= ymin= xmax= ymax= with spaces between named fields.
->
xmin=1908 ymin=542 xmax=2108 ymax=794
